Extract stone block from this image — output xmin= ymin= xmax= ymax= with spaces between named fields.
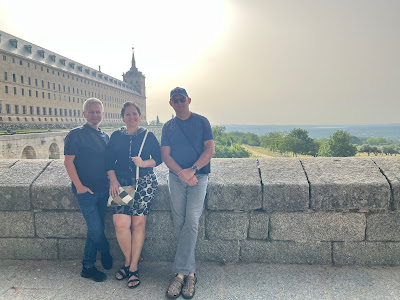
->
xmin=206 ymin=211 xmax=248 ymax=240
xmin=58 ymin=238 xmax=124 ymax=261
xmin=58 ymin=238 xmax=86 ymax=260
xmin=196 ymin=239 xmax=240 ymax=262
xmin=142 ymin=238 xmax=176 ymax=261
xmin=301 ymin=158 xmax=390 ymax=210
xmin=241 ymin=240 xmax=331 ymax=264
xmin=31 ymin=160 xmax=78 ymax=210
xmin=146 ymin=211 xmax=175 ymax=240
xmin=270 ymin=212 xmax=366 ymax=242
xmin=35 ymin=211 xmax=86 ymax=238
xmin=0 ymin=211 xmax=35 ymax=237
xmin=207 ymin=158 xmax=262 ymax=211
xmin=248 ymin=212 xmax=269 ymax=240
xmin=0 ymin=238 xmax=57 ymax=259
xmin=152 ymin=164 xmax=171 ymax=211
xmin=371 ymin=157 xmax=400 ymax=209
xmin=0 ymin=159 xmax=17 ymax=169
xmin=0 ymin=160 xmax=50 ymax=210
xmin=333 ymin=241 xmax=400 ymax=265
xmin=260 ymin=158 xmax=309 ymax=211
xmin=367 ymin=213 xmax=400 ymax=241
xmin=104 ymin=210 xmax=116 ymax=239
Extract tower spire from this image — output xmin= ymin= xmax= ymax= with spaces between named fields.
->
xmin=131 ymin=46 xmax=136 ymax=70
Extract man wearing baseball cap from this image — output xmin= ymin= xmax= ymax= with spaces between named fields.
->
xmin=161 ymin=87 xmax=215 ymax=299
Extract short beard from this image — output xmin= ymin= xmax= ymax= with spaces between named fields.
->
xmin=86 ymin=120 xmax=102 ymax=127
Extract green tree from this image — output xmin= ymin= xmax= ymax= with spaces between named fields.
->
xmin=260 ymin=131 xmax=285 ymax=152
xmin=319 ymin=130 xmax=357 ymax=157
xmin=280 ymin=128 xmax=317 ymax=157
xmin=212 ymin=126 xmax=250 ymax=158
xmin=359 ymin=144 xmax=373 ymax=156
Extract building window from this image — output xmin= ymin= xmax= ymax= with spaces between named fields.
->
xmin=29 ymin=89 xmax=32 ymax=96
xmin=35 ymin=91 xmax=38 ymax=98
xmin=64 ymin=109 xmax=67 ymax=116
xmin=12 ymin=57 xmax=15 ymax=63
xmin=21 ymin=75 xmax=24 ymax=84
xmin=35 ymin=79 xmax=38 ymax=87
xmin=14 ymin=105 xmax=19 ymax=114
xmin=60 ymin=109 xmax=63 ymax=116
xmin=13 ymin=74 xmax=16 ymax=82
xmin=4 ymin=72 xmax=7 ymax=81
xmin=6 ymin=104 xmax=10 ymax=114
xmin=49 ymin=108 xmax=52 ymax=115
xmin=48 ymin=93 xmax=50 ymax=99
xmin=69 ymin=109 xmax=72 ymax=116
xmin=54 ymin=109 xmax=58 ymax=116
xmin=13 ymin=87 xmax=17 ymax=95
xmin=38 ymin=50 xmax=45 ymax=58
xmin=53 ymin=83 xmax=55 ymax=90
xmin=41 ymin=80 xmax=44 ymax=88
xmin=21 ymin=88 xmax=24 ymax=96
xmin=43 ymin=107 xmax=46 ymax=115
xmin=37 ymin=107 xmax=40 ymax=115
xmin=28 ymin=77 xmax=31 ymax=85
xmin=10 ymin=39 xmax=18 ymax=48
xmin=3 ymin=55 xmax=6 ymax=61
xmin=24 ymin=45 xmax=32 ymax=53
xmin=20 ymin=60 xmax=22 ymax=65
xmin=41 ymin=66 xmax=43 ymax=71
xmin=49 ymin=55 xmax=56 ymax=62
xmin=30 ymin=106 xmax=34 ymax=115
xmin=23 ymin=106 xmax=26 ymax=114
xmin=42 ymin=92 xmax=45 ymax=98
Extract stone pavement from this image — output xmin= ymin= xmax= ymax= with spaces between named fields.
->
xmin=1 ymin=259 xmax=400 ymax=300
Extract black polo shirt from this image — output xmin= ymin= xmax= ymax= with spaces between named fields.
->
xmin=64 ymin=124 xmax=109 ymax=193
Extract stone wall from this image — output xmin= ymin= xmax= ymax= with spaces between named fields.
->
xmin=1 ymin=157 xmax=400 ymax=265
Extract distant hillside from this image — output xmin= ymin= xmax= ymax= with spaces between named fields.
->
xmin=221 ymin=124 xmax=400 ymax=141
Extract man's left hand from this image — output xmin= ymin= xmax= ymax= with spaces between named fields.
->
xmin=178 ymin=168 xmax=196 ymax=183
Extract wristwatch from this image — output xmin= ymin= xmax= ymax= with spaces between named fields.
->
xmin=191 ymin=164 xmax=198 ymax=171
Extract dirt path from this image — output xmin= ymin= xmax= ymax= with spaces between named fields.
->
xmin=242 ymin=145 xmax=273 ymax=158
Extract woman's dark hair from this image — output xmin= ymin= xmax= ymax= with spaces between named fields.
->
xmin=121 ymin=102 xmax=141 ymax=118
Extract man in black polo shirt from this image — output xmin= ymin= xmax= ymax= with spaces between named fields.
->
xmin=64 ymin=98 xmax=112 ymax=282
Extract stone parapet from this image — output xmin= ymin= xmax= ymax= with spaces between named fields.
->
xmin=1 ymin=157 xmax=400 ymax=266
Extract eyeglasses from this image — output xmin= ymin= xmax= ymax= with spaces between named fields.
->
xmin=171 ymin=96 xmax=187 ymax=104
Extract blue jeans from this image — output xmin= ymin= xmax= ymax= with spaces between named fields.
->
xmin=74 ymin=191 xmax=110 ymax=268
xmin=168 ymin=172 xmax=208 ymax=275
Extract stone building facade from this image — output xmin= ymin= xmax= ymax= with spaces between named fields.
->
xmin=0 ymin=30 xmax=146 ymax=128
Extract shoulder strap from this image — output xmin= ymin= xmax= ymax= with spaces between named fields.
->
xmin=135 ymin=129 xmax=149 ymax=191
xmin=85 ymin=125 xmax=106 ymax=152
xmin=175 ymin=119 xmax=200 ymax=157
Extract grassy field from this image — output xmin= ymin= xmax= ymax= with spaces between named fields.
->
xmin=245 ymin=145 xmax=398 ymax=158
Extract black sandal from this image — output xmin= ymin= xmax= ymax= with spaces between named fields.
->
xmin=115 ymin=265 xmax=130 ymax=281
xmin=128 ymin=270 xmax=140 ymax=289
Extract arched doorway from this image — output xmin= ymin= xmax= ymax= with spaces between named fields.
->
xmin=21 ymin=146 xmax=37 ymax=159
xmin=49 ymin=143 xmax=60 ymax=159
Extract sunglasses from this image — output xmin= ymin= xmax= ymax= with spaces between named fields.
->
xmin=171 ymin=96 xmax=187 ymax=104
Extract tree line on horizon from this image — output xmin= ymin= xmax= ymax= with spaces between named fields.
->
xmin=212 ymin=126 xmax=400 ymax=158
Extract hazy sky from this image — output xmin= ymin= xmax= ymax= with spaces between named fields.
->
xmin=1 ymin=0 xmax=399 ymax=125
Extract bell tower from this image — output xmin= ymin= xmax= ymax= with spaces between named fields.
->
xmin=123 ymin=47 xmax=146 ymax=96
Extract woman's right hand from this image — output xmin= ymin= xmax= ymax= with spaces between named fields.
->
xmin=109 ymin=180 xmax=121 ymax=197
